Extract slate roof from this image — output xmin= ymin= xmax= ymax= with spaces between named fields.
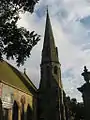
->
xmin=0 ymin=60 xmax=37 ymax=95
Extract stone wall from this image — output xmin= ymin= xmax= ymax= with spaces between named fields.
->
xmin=0 ymin=82 xmax=37 ymax=120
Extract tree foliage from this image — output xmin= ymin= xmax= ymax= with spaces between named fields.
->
xmin=0 ymin=0 xmax=40 ymax=66
xmin=65 ymin=97 xmax=85 ymax=120
xmin=2 ymin=0 xmax=39 ymax=13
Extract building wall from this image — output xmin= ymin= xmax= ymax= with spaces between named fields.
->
xmin=0 ymin=82 xmax=37 ymax=120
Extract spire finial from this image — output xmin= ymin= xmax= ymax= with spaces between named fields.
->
xmin=24 ymin=68 xmax=26 ymax=74
xmin=47 ymin=5 xmax=48 ymax=12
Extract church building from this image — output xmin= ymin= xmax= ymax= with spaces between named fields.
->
xmin=0 ymin=10 xmax=67 ymax=120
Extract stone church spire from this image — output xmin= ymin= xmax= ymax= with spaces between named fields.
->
xmin=41 ymin=9 xmax=59 ymax=64
xmin=38 ymin=10 xmax=66 ymax=120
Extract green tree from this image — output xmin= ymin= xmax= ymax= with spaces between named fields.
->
xmin=0 ymin=0 xmax=40 ymax=66
xmin=65 ymin=97 xmax=84 ymax=120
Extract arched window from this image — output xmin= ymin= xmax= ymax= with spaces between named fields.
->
xmin=12 ymin=101 xmax=18 ymax=120
xmin=54 ymin=66 xmax=58 ymax=75
xmin=27 ymin=105 xmax=32 ymax=120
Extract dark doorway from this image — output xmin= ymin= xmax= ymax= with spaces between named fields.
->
xmin=12 ymin=101 xmax=18 ymax=120
xmin=27 ymin=105 xmax=32 ymax=120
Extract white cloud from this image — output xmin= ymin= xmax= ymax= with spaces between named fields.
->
xmin=63 ymin=0 xmax=90 ymax=20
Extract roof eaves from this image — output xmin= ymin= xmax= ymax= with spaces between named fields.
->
xmin=7 ymin=63 xmax=37 ymax=94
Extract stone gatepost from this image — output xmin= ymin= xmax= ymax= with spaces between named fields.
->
xmin=77 ymin=66 xmax=90 ymax=120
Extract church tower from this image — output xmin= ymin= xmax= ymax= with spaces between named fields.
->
xmin=38 ymin=10 xmax=66 ymax=120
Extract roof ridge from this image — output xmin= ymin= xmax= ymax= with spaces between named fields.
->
xmin=3 ymin=60 xmax=37 ymax=93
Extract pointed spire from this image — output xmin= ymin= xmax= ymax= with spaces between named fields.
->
xmin=41 ymin=8 xmax=59 ymax=64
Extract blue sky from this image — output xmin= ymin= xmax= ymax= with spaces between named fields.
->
xmin=7 ymin=0 xmax=90 ymax=102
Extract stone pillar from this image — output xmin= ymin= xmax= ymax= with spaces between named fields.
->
xmin=18 ymin=108 xmax=21 ymax=120
xmin=17 ymin=102 xmax=21 ymax=120
xmin=77 ymin=66 xmax=90 ymax=120
xmin=21 ymin=95 xmax=26 ymax=120
xmin=8 ymin=109 xmax=12 ymax=120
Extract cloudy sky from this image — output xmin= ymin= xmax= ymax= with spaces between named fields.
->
xmin=7 ymin=0 xmax=90 ymax=102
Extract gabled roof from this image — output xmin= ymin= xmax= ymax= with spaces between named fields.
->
xmin=0 ymin=60 xmax=37 ymax=95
